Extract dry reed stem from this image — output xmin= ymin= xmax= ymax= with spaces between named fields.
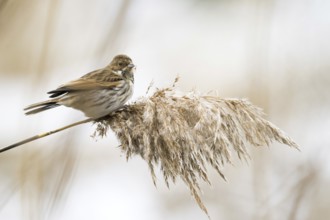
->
xmin=94 ymin=81 xmax=299 ymax=216
xmin=0 ymin=118 xmax=93 ymax=153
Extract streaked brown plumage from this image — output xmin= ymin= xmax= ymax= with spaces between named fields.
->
xmin=24 ymin=54 xmax=135 ymax=118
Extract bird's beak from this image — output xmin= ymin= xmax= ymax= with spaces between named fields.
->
xmin=127 ymin=64 xmax=135 ymax=69
xmin=124 ymin=64 xmax=136 ymax=73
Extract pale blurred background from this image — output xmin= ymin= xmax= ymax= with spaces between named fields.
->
xmin=0 ymin=0 xmax=329 ymax=219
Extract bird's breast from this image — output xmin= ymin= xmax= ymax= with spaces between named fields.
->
xmin=60 ymin=80 xmax=133 ymax=118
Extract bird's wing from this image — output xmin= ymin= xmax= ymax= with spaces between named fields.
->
xmin=81 ymin=68 xmax=122 ymax=81
xmin=47 ymin=78 xmax=122 ymax=98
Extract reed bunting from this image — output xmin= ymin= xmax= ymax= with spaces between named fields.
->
xmin=24 ymin=54 xmax=135 ymax=119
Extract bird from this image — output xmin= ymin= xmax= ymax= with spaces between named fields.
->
xmin=24 ymin=54 xmax=135 ymax=119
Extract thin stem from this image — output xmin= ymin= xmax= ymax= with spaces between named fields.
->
xmin=0 ymin=118 xmax=94 ymax=154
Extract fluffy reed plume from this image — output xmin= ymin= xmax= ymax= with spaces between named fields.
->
xmin=94 ymin=80 xmax=299 ymax=216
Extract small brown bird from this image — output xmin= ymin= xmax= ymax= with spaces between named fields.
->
xmin=24 ymin=54 xmax=135 ymax=119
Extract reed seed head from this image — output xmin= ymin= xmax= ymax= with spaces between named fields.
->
xmin=94 ymin=82 xmax=298 ymax=216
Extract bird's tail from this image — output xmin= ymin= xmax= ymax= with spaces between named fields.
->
xmin=24 ymin=99 xmax=61 ymax=115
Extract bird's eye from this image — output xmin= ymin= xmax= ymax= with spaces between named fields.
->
xmin=118 ymin=62 xmax=124 ymax=66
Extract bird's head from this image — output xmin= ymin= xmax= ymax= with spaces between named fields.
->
xmin=109 ymin=54 xmax=135 ymax=82
xmin=110 ymin=54 xmax=135 ymax=72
